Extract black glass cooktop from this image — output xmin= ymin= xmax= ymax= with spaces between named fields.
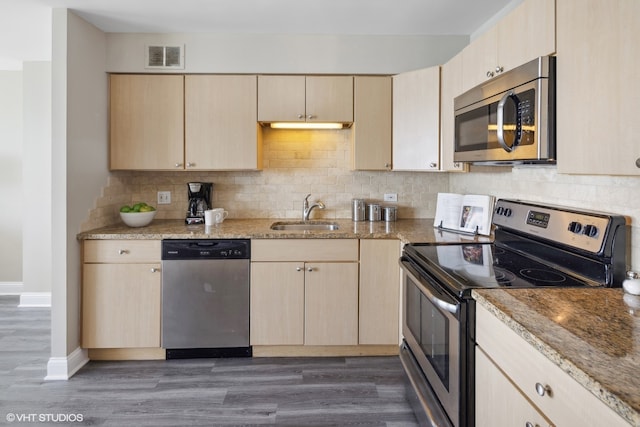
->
xmin=404 ymin=242 xmax=598 ymax=298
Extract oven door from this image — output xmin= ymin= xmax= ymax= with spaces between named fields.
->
xmin=400 ymin=257 xmax=462 ymax=427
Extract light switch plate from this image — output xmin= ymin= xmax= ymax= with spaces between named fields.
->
xmin=157 ymin=191 xmax=171 ymax=204
xmin=384 ymin=193 xmax=398 ymax=202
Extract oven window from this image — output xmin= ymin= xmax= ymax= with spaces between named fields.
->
xmin=422 ymin=294 xmax=450 ymax=387
xmin=405 ymin=277 xmax=450 ymax=390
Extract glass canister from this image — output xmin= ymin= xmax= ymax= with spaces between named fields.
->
xmin=352 ymin=199 xmax=366 ymax=221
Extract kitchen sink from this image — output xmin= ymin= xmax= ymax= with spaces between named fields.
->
xmin=270 ymin=221 xmax=340 ymax=231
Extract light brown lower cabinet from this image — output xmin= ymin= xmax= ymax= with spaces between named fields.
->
xmin=82 ymin=240 xmax=163 ymax=355
xmin=476 ymin=303 xmax=631 ymax=426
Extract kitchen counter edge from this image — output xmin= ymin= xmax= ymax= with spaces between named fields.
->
xmin=473 ymin=288 xmax=640 ymax=426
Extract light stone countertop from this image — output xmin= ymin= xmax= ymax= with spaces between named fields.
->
xmin=76 ymin=218 xmax=493 ymax=245
xmin=473 ymin=288 xmax=640 ymax=426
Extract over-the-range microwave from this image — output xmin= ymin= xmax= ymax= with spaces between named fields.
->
xmin=454 ymin=56 xmax=556 ymax=165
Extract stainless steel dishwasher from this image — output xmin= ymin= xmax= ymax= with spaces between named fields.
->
xmin=161 ymin=239 xmax=251 ymax=359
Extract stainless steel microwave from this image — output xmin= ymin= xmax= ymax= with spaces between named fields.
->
xmin=454 ymin=56 xmax=556 ymax=165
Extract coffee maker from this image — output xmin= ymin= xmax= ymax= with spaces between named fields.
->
xmin=185 ymin=182 xmax=213 ymax=224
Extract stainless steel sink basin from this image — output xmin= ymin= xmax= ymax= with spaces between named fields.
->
xmin=270 ymin=221 xmax=340 ymax=231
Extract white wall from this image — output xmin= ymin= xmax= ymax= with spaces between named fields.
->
xmin=22 ymin=61 xmax=52 ymax=300
xmin=106 ymin=33 xmax=468 ymax=74
xmin=49 ymin=9 xmax=107 ymax=378
xmin=0 ymin=71 xmax=23 ymax=288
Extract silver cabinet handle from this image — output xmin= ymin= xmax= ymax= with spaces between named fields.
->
xmin=487 ymin=70 xmax=494 ymax=78
xmin=118 ymin=249 xmax=129 ymax=255
xmin=150 ymin=268 xmax=160 ymax=273
xmin=535 ymin=382 xmax=552 ymax=397
xmin=307 ymin=267 xmax=313 ymax=272
xmin=306 ymin=114 xmax=314 ymax=120
xmin=453 ymin=162 xmax=461 ymax=168
xmin=174 ymin=163 xmax=183 ymax=168
xmin=429 ymin=162 xmax=438 ymax=168
xmin=525 ymin=422 xmax=540 ymax=427
xmin=495 ymin=65 xmax=504 ymax=74
xmin=384 ymin=163 xmax=391 ymax=169
xmin=297 ymin=114 xmax=304 ymax=119
xmin=186 ymin=162 xmax=195 ymax=168
xmin=296 ymin=267 xmax=302 ymax=272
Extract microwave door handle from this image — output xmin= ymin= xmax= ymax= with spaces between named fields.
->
xmin=400 ymin=259 xmax=459 ymax=315
xmin=496 ymin=91 xmax=522 ymax=152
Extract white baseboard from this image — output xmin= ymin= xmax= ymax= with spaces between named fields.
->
xmin=19 ymin=292 xmax=52 ymax=307
xmin=45 ymin=347 xmax=89 ymax=381
xmin=0 ymin=282 xmax=23 ymax=295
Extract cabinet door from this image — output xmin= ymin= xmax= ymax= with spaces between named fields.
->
xmin=392 ymin=66 xmax=441 ymax=171
xmin=359 ymin=240 xmax=400 ymax=345
xmin=250 ymin=262 xmax=305 ymax=345
xmin=476 ymin=348 xmax=553 ymax=427
xmin=305 ymin=262 xmax=359 ymax=346
xmin=257 ymin=75 xmax=306 ymax=122
xmin=557 ymin=0 xmax=640 ymax=175
xmin=461 ymin=26 xmax=498 ymax=92
xmin=440 ymin=53 xmax=466 ymax=172
xmin=352 ymin=76 xmax=392 ymax=171
xmin=497 ymin=0 xmax=555 ymax=73
xmin=82 ymin=263 xmax=161 ymax=348
xmin=185 ymin=75 xmax=261 ymax=170
xmin=305 ymin=76 xmax=354 ymax=122
xmin=109 ymin=74 xmax=184 ymax=170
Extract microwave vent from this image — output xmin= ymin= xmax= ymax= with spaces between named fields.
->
xmin=145 ymin=44 xmax=184 ymax=69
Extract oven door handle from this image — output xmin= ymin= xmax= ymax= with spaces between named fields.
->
xmin=400 ymin=259 xmax=460 ymax=316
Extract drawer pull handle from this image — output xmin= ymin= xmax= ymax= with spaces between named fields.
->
xmin=150 ymin=268 xmax=160 ymax=273
xmin=296 ymin=267 xmax=302 ymax=272
xmin=535 ymin=382 xmax=552 ymax=397
xmin=525 ymin=422 xmax=540 ymax=427
xmin=307 ymin=267 xmax=313 ymax=272
xmin=118 ymin=249 xmax=129 ymax=255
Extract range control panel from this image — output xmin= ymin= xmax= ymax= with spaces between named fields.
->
xmin=492 ymin=199 xmax=618 ymax=254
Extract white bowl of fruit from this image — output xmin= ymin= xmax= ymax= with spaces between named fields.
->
xmin=119 ymin=202 xmax=157 ymax=227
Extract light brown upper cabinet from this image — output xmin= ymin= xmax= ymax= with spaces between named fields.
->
xmin=352 ymin=76 xmax=392 ymax=171
xmin=185 ymin=75 xmax=261 ymax=170
xmin=392 ymin=66 xmax=441 ymax=171
xmin=110 ymin=74 xmax=261 ymax=171
xmin=461 ymin=0 xmax=555 ymax=92
xmin=109 ymin=74 xmax=184 ymax=170
xmin=556 ymin=0 xmax=640 ymax=175
xmin=257 ymin=75 xmax=353 ymax=123
xmin=440 ymin=54 xmax=467 ymax=172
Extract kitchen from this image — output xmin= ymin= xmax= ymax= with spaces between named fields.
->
xmin=1 ymin=0 xmax=640 ymax=426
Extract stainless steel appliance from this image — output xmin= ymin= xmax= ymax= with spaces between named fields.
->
xmin=399 ymin=199 xmax=628 ymax=427
xmin=454 ymin=56 xmax=556 ymax=165
xmin=185 ymin=182 xmax=213 ymax=224
xmin=161 ymin=239 xmax=251 ymax=359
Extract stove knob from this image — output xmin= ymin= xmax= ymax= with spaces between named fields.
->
xmin=583 ymin=224 xmax=598 ymax=237
xmin=496 ymin=206 xmax=504 ymax=215
xmin=503 ymin=208 xmax=512 ymax=217
xmin=568 ymin=221 xmax=582 ymax=234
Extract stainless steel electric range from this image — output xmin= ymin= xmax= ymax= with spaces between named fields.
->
xmin=399 ymin=199 xmax=629 ymax=427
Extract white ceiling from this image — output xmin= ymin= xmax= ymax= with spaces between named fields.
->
xmin=0 ymin=0 xmax=517 ymax=70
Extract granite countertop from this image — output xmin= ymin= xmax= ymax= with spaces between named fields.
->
xmin=473 ymin=288 xmax=640 ymax=426
xmin=77 ymin=218 xmax=493 ymax=245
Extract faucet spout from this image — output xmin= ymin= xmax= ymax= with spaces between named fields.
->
xmin=303 ymin=194 xmax=325 ymax=221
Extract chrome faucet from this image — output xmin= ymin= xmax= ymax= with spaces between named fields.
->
xmin=303 ymin=194 xmax=325 ymax=221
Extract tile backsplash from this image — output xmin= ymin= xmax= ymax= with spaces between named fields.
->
xmin=81 ymin=129 xmax=640 ymax=272
xmin=81 ymin=128 xmax=449 ymax=230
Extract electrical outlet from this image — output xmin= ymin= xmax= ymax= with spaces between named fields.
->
xmin=383 ymin=193 xmax=398 ymax=202
xmin=157 ymin=191 xmax=171 ymax=205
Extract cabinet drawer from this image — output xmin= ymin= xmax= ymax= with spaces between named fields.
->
xmin=84 ymin=240 xmax=161 ymax=263
xmin=476 ymin=304 xmax=630 ymax=427
xmin=251 ymin=239 xmax=358 ymax=262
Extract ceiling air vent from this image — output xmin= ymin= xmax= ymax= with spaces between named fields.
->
xmin=145 ymin=44 xmax=185 ymax=69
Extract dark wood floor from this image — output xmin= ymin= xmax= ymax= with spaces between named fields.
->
xmin=0 ymin=296 xmax=419 ymax=426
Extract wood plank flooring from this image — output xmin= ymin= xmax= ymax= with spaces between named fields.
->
xmin=0 ymin=296 xmax=419 ymax=426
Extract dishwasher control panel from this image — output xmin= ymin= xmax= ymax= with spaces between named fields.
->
xmin=162 ymin=239 xmax=250 ymax=260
